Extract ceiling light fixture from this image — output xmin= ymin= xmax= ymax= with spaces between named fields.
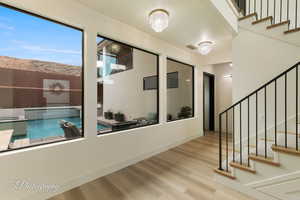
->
xmin=198 ymin=41 xmax=214 ymax=55
xmin=149 ymin=9 xmax=169 ymax=32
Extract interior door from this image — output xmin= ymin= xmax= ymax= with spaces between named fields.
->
xmin=203 ymin=73 xmax=215 ymax=132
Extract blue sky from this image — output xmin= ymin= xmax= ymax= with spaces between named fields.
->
xmin=0 ymin=5 xmax=82 ymax=66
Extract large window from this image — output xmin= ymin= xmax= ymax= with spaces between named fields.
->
xmin=167 ymin=58 xmax=194 ymax=122
xmin=96 ymin=36 xmax=159 ymax=134
xmin=0 ymin=4 xmax=83 ymax=152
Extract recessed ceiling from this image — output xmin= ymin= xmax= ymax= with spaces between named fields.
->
xmin=76 ymin=0 xmax=234 ymax=55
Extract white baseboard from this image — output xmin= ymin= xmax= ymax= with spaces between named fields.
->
xmin=24 ymin=133 xmax=201 ymax=200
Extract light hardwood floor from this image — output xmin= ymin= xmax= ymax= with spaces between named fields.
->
xmin=50 ymin=132 xmax=255 ymax=200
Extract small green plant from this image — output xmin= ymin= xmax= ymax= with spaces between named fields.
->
xmin=104 ymin=110 xmax=113 ymax=120
xmin=167 ymin=114 xmax=173 ymax=121
xmin=114 ymin=112 xmax=125 ymax=122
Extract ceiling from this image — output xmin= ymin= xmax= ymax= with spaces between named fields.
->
xmin=76 ymin=0 xmax=234 ymax=56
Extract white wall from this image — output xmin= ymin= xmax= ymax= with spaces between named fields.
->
xmin=233 ymin=28 xmax=300 ymax=101
xmin=214 ymin=63 xmax=233 ymax=131
xmin=103 ymin=49 xmax=158 ymax=120
xmin=209 ymin=0 xmax=238 ymax=33
xmin=232 ymin=27 xmax=300 ymax=142
xmin=203 ymin=63 xmax=233 ymax=132
xmin=0 ymin=0 xmax=228 ymax=200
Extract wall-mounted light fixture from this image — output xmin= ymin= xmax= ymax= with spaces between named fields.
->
xmin=223 ymin=74 xmax=232 ymax=78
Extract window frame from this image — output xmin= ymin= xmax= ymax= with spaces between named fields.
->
xmin=167 ymin=71 xmax=179 ymax=89
xmin=0 ymin=2 xmax=85 ymax=153
xmin=97 ymin=34 xmax=160 ymax=135
xmin=143 ymin=75 xmax=158 ymax=91
xmin=166 ymin=57 xmax=195 ymax=122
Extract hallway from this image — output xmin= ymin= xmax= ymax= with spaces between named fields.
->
xmin=50 ymin=132 xmax=255 ymax=200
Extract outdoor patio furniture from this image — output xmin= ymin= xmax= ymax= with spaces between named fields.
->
xmin=0 ymin=129 xmax=13 ymax=151
xmin=111 ymin=121 xmax=138 ymax=131
xmin=60 ymin=120 xmax=82 ymax=139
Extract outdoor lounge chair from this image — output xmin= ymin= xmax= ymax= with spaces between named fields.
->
xmin=60 ymin=120 xmax=82 ymax=139
xmin=111 ymin=121 xmax=138 ymax=131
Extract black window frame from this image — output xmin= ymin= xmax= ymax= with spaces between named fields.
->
xmin=143 ymin=72 xmax=179 ymax=91
xmin=167 ymin=71 xmax=179 ymax=89
xmin=166 ymin=57 xmax=195 ymax=122
xmin=97 ymin=34 xmax=160 ymax=135
xmin=0 ymin=2 xmax=85 ymax=153
xmin=143 ymin=75 xmax=158 ymax=90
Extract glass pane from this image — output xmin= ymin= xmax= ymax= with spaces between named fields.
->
xmin=0 ymin=5 xmax=83 ymax=151
xmin=167 ymin=59 xmax=194 ymax=122
xmin=97 ymin=36 xmax=158 ymax=134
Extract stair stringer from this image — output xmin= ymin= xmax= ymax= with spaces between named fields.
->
xmin=238 ymin=14 xmax=300 ymax=47
xmin=216 ymin=141 xmax=300 ymax=200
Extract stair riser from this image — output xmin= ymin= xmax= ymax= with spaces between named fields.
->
xmin=251 ymin=19 xmax=272 ymax=32
xmin=246 ymin=0 xmax=300 ymax=29
xmin=277 ymin=152 xmax=300 ymax=171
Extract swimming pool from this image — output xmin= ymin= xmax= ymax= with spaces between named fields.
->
xmin=11 ymin=117 xmax=108 ymax=141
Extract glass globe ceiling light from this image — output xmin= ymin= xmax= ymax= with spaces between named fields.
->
xmin=198 ymin=41 xmax=214 ymax=55
xmin=149 ymin=9 xmax=169 ymax=32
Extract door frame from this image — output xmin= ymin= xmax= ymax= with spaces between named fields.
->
xmin=203 ymin=72 xmax=215 ymax=134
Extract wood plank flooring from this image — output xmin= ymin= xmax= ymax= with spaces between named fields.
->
xmin=49 ymin=132 xmax=256 ymax=200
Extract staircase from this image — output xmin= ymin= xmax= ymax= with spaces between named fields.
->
xmin=215 ymin=1 xmax=300 ymax=200
xmin=234 ymin=0 xmax=300 ymax=46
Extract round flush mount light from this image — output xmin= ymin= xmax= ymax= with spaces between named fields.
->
xmin=198 ymin=41 xmax=214 ymax=55
xmin=111 ymin=44 xmax=121 ymax=53
xmin=149 ymin=9 xmax=169 ymax=32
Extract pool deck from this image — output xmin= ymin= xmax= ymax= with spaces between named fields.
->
xmin=10 ymin=138 xmax=30 ymax=149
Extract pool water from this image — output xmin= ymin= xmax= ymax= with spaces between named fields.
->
xmin=12 ymin=117 xmax=108 ymax=141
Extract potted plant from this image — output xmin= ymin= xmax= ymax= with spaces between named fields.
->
xmin=104 ymin=110 xmax=113 ymax=120
xmin=167 ymin=114 xmax=173 ymax=121
xmin=114 ymin=112 xmax=125 ymax=122
xmin=177 ymin=106 xmax=192 ymax=119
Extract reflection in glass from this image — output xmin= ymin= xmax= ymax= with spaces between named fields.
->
xmin=0 ymin=5 xmax=83 ymax=151
xmin=97 ymin=36 xmax=159 ymax=134
xmin=167 ymin=59 xmax=194 ymax=122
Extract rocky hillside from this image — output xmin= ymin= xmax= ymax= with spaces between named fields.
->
xmin=0 ymin=56 xmax=82 ymax=76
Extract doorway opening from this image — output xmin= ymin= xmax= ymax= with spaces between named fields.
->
xmin=203 ymin=72 xmax=215 ymax=133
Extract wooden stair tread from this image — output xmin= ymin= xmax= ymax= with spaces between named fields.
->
xmin=252 ymin=16 xmax=273 ymax=25
xmin=260 ymin=138 xmax=275 ymax=142
xmin=214 ymin=168 xmax=236 ymax=179
xmin=230 ymin=162 xmax=256 ymax=174
xmin=249 ymin=154 xmax=280 ymax=166
xmin=285 ymin=27 xmax=300 ymax=34
xmin=277 ymin=131 xmax=300 ymax=137
xmin=267 ymin=20 xmax=290 ymax=29
xmin=272 ymin=145 xmax=300 ymax=156
xmin=239 ymin=13 xmax=257 ymax=21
